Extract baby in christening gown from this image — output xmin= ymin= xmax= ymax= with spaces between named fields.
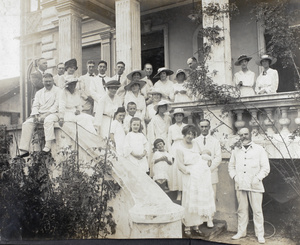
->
xmin=184 ymin=149 xmax=215 ymax=218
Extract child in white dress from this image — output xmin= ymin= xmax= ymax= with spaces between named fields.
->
xmin=170 ymin=69 xmax=193 ymax=102
xmin=152 ymin=139 xmax=173 ymax=191
xmin=110 ymin=107 xmax=126 ymax=156
xmin=123 ymin=117 xmax=149 ymax=173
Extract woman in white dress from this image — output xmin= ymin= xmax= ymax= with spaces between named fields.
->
xmin=170 ymin=69 xmax=193 ymax=102
xmin=233 ymin=55 xmax=256 ymax=96
xmin=147 ymin=100 xmax=172 ymax=150
xmin=110 ymin=107 xmax=126 ymax=156
xmin=176 ymin=125 xmax=215 ymax=236
xmin=255 ymin=54 xmax=279 ymax=94
xmin=167 ymin=108 xmax=187 ymax=196
xmin=94 ymin=80 xmax=123 ymax=140
xmin=123 ymin=117 xmax=149 ymax=173
xmin=57 ymin=58 xmax=78 ymax=89
xmin=58 ymin=77 xmax=97 ymax=143
xmin=153 ymin=67 xmax=174 ymax=101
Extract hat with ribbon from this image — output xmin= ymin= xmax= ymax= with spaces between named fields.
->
xmin=171 ymin=108 xmax=185 ymax=117
xmin=174 ymin=69 xmax=187 ymax=80
xmin=147 ymin=87 xmax=166 ymax=98
xmin=126 ymin=70 xmax=146 ymax=80
xmin=234 ymin=55 xmax=252 ymax=66
xmin=105 ymin=80 xmax=121 ymax=88
xmin=256 ymin=54 xmax=277 ymax=66
xmin=153 ymin=67 xmax=174 ymax=78
xmin=124 ymin=80 xmax=147 ymax=91
xmin=153 ymin=100 xmax=171 ymax=112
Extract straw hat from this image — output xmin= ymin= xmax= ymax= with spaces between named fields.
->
xmin=126 ymin=70 xmax=146 ymax=80
xmin=174 ymin=69 xmax=187 ymax=80
xmin=105 ymin=80 xmax=121 ymax=88
xmin=147 ymin=87 xmax=166 ymax=98
xmin=124 ymin=80 xmax=146 ymax=91
xmin=256 ymin=54 xmax=277 ymax=66
xmin=64 ymin=75 xmax=78 ymax=87
xmin=234 ymin=55 xmax=252 ymax=66
xmin=171 ymin=108 xmax=185 ymax=117
xmin=153 ymin=100 xmax=171 ymax=112
xmin=153 ymin=67 xmax=174 ymax=78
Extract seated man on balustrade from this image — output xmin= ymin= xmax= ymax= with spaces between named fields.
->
xmin=18 ymin=73 xmax=61 ymax=157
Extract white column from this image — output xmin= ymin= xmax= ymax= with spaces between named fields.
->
xmin=202 ymin=0 xmax=232 ymax=86
xmin=100 ymin=31 xmax=112 ymax=76
xmin=115 ymin=0 xmax=141 ymax=72
xmin=56 ymin=0 xmax=82 ymax=74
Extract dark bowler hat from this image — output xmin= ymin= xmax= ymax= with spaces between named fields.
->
xmin=234 ymin=55 xmax=252 ymax=66
xmin=105 ymin=80 xmax=121 ymax=88
xmin=64 ymin=58 xmax=78 ymax=71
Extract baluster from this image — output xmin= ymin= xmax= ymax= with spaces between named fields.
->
xmin=249 ymin=108 xmax=259 ymax=136
xmin=264 ymin=108 xmax=275 ymax=135
xmin=234 ymin=109 xmax=245 ymax=133
xmin=279 ymin=107 xmax=291 ymax=135
xmin=294 ymin=107 xmax=300 ymax=134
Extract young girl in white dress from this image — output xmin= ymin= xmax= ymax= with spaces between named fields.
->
xmin=123 ymin=117 xmax=149 ymax=173
xmin=110 ymin=107 xmax=126 ymax=156
xmin=152 ymin=138 xmax=173 ymax=191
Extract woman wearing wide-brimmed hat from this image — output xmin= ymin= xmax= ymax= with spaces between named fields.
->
xmin=170 ymin=69 xmax=193 ymax=102
xmin=94 ymin=80 xmax=123 ymax=140
xmin=145 ymin=87 xmax=166 ymax=125
xmin=57 ymin=76 xmax=97 ymax=144
xmin=57 ymin=58 xmax=78 ymax=89
xmin=147 ymin=100 xmax=172 ymax=150
xmin=153 ymin=67 xmax=174 ymax=100
xmin=255 ymin=54 xmax=279 ymax=94
xmin=124 ymin=75 xmax=147 ymax=131
xmin=167 ymin=108 xmax=187 ymax=198
xmin=233 ymin=55 xmax=256 ymax=97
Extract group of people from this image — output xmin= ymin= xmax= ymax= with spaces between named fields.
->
xmin=18 ymin=54 xmax=272 ymax=243
xmin=233 ymin=54 xmax=279 ymax=96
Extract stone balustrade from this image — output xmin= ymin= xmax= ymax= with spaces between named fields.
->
xmin=170 ymin=91 xmax=300 ymax=159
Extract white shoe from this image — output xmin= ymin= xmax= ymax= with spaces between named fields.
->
xmin=258 ymin=237 xmax=265 ymax=244
xmin=207 ymin=220 xmax=214 ymax=228
xmin=42 ymin=146 xmax=51 ymax=152
xmin=231 ymin=233 xmax=246 ymax=240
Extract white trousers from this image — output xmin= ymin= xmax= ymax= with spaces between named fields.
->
xmin=19 ymin=114 xmax=59 ymax=151
xmin=236 ymin=190 xmax=264 ymax=238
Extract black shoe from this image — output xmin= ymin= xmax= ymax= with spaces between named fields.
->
xmin=16 ymin=151 xmax=29 ymax=158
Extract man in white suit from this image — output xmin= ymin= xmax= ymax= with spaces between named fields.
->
xmin=18 ymin=73 xmax=60 ymax=156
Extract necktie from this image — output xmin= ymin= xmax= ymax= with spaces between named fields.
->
xmin=203 ymin=136 xmax=206 ymax=145
xmin=101 ymin=76 xmax=106 ymax=90
xmin=263 ymin=71 xmax=267 ymax=75
xmin=118 ymin=75 xmax=121 ymax=83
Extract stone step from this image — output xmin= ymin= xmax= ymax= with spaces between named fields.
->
xmin=182 ymin=220 xmax=227 ymax=240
